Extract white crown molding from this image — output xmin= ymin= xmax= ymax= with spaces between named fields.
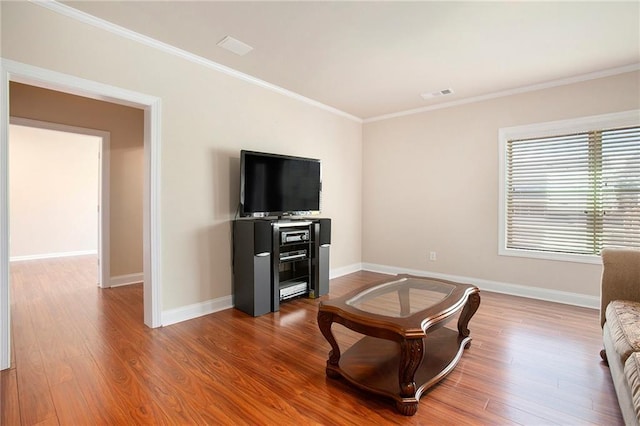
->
xmin=364 ymin=63 xmax=640 ymax=123
xmin=32 ymin=0 xmax=362 ymax=124
xmin=29 ymin=1 xmax=639 ymax=126
xmin=361 ymin=263 xmax=600 ymax=309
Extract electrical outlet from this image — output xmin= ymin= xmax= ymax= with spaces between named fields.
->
xmin=429 ymin=251 xmax=437 ymax=261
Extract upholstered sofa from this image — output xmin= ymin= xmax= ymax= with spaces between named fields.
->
xmin=600 ymin=248 xmax=640 ymax=426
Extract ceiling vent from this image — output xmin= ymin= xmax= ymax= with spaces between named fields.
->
xmin=421 ymin=88 xmax=454 ymax=100
xmin=217 ymin=36 xmax=253 ymax=56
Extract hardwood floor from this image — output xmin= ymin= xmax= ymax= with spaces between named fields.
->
xmin=1 ymin=256 xmax=622 ymax=425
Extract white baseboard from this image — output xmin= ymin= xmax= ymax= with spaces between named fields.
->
xmin=9 ymin=250 xmax=97 ymax=262
xmin=162 ymin=295 xmax=233 ymax=326
xmin=160 ymin=263 xmax=360 ymax=327
xmin=330 ymin=263 xmax=363 ymax=279
xmin=158 ymin=261 xmax=598 ymax=328
xmin=361 ymin=263 xmax=600 ymax=310
xmin=110 ymin=273 xmax=144 ymax=287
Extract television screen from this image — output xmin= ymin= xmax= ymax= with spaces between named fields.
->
xmin=240 ymin=150 xmax=321 ymax=217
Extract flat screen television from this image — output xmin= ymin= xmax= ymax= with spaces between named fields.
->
xmin=240 ymin=150 xmax=322 ymax=217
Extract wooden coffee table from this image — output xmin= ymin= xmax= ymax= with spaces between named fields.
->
xmin=317 ymin=274 xmax=480 ymax=416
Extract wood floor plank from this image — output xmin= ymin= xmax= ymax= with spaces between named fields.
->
xmin=0 ymin=368 xmax=21 ymax=425
xmin=64 ymin=353 xmax=131 ymax=425
xmin=13 ymin=344 xmax=57 ymax=425
xmin=2 ymin=256 xmax=624 ymax=425
xmin=49 ymin=378 xmax=99 ymax=425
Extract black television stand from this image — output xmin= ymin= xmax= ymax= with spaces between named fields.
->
xmin=232 ymin=217 xmax=331 ymax=316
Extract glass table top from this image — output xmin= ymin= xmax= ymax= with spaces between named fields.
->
xmin=345 ymin=277 xmax=456 ymax=318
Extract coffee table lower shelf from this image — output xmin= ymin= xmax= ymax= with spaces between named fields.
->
xmin=326 ymin=327 xmax=469 ymax=415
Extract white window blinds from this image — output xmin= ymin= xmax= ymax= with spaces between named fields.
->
xmin=505 ymin=126 xmax=640 ymax=255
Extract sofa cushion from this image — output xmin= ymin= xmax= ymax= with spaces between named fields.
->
xmin=606 ymin=300 xmax=640 ymax=363
xmin=625 ymin=352 xmax=640 ymax=423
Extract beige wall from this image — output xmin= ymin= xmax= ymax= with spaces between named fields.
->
xmin=9 ymin=0 xmax=630 ymax=309
xmin=363 ymin=71 xmax=640 ymax=298
xmin=0 ymin=1 xmax=363 ymax=310
xmin=9 ymin=124 xmax=99 ymax=259
xmin=9 ymin=82 xmax=145 ymax=277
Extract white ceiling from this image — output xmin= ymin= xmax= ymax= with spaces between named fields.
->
xmin=63 ymin=1 xmax=640 ymax=120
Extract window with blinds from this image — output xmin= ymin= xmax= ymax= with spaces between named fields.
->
xmin=505 ymin=125 xmax=639 ymax=256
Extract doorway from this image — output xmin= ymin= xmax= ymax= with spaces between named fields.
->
xmin=1 ymin=59 xmax=163 ymax=371
xmin=9 ymin=119 xmax=110 ymax=288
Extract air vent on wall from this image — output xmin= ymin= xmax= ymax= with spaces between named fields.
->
xmin=420 ymin=88 xmax=454 ymax=100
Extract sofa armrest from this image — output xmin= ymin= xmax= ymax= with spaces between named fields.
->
xmin=601 ymin=248 xmax=640 ymax=327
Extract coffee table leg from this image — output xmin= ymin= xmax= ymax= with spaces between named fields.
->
xmin=458 ymin=291 xmax=480 ymax=348
xmin=396 ymin=338 xmax=424 ymax=416
xmin=317 ymin=310 xmax=341 ymax=378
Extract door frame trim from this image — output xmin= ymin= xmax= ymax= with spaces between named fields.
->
xmin=0 ymin=58 xmax=163 ymax=370
xmin=9 ymin=117 xmax=111 ymax=288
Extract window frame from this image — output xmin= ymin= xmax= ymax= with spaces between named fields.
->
xmin=498 ymin=110 xmax=640 ymax=264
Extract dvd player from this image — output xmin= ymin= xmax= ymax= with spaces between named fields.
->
xmin=279 ymin=249 xmax=307 ymax=261
xmin=280 ymin=281 xmax=307 ymax=300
